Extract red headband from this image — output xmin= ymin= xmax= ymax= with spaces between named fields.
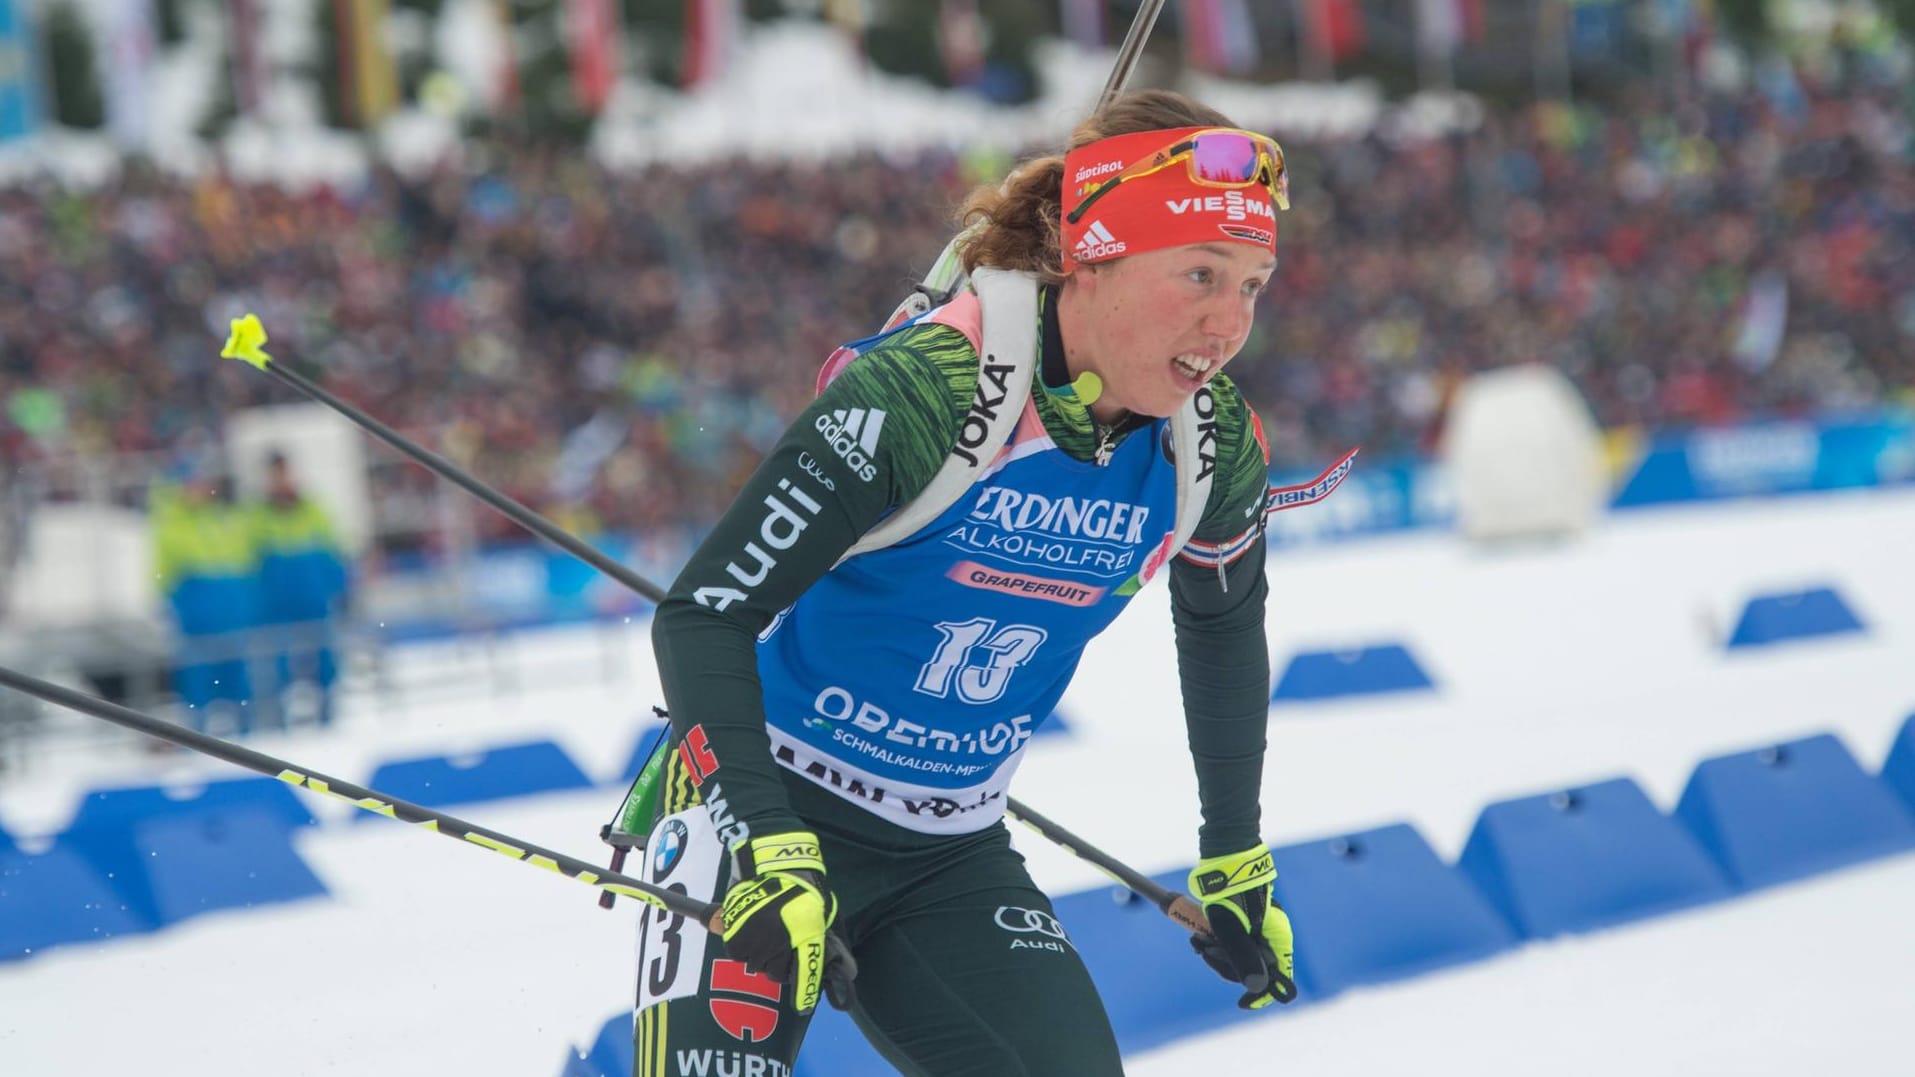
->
xmin=1059 ymin=127 xmax=1282 ymax=273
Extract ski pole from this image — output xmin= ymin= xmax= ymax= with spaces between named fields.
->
xmin=0 ymin=664 xmax=723 ymax=931
xmin=217 ymin=317 xmax=1213 ymax=938
xmin=1004 ymin=799 xmax=1208 ymax=935
xmin=889 ymin=0 xmax=1172 ymax=324
xmin=1098 ymin=0 xmax=1168 ymax=111
xmin=219 ymin=316 xmax=665 ymax=604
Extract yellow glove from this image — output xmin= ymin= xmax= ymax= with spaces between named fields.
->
xmin=720 ymin=831 xmax=848 ymax=1014
xmin=1188 ymin=845 xmax=1298 ymax=1009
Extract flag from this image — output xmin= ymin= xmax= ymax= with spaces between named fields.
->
xmin=1731 ymin=269 xmax=1789 ymax=374
xmin=1648 ymin=0 xmax=1694 ymax=39
xmin=0 ymin=0 xmax=44 ymax=141
xmin=565 ymin=0 xmax=620 ymax=112
xmin=1061 ymin=0 xmax=1105 ymax=49
xmin=823 ymin=0 xmax=865 ymax=53
xmin=1680 ymin=0 xmax=1714 ymax=71
xmin=229 ymin=0 xmax=266 ymax=114
xmin=104 ymin=0 xmax=156 ymax=147
xmin=1415 ymin=0 xmax=1485 ymax=57
xmin=938 ymin=0 xmax=985 ymax=86
xmin=337 ymin=0 xmax=399 ymax=125
xmin=492 ymin=0 xmax=520 ymax=112
xmin=1183 ymin=0 xmax=1217 ymax=71
xmin=1304 ymin=0 xmax=1364 ymax=63
xmin=1215 ymin=0 xmax=1260 ymax=73
xmin=1182 ymin=0 xmax=1258 ymax=75
xmin=1568 ymin=0 xmax=1623 ymax=60
xmin=681 ymin=0 xmax=737 ymax=88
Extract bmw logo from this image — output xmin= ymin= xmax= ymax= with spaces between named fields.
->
xmin=651 ymin=818 xmax=690 ymax=879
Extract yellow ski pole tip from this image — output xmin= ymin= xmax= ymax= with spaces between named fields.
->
xmin=220 ymin=313 xmax=273 ymax=370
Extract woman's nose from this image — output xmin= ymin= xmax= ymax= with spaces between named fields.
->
xmin=1202 ymin=297 xmax=1254 ymax=344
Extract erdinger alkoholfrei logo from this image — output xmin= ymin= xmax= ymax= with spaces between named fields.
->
xmin=943 ymin=485 xmax=1155 ymax=580
xmin=650 ymin=817 xmax=690 ymax=879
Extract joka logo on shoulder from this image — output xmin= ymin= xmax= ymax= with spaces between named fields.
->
xmin=1073 ymin=219 xmax=1126 ymax=261
xmin=814 ymin=407 xmax=884 ymax=483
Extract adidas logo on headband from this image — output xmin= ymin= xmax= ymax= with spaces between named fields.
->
xmin=1072 ymin=219 xmax=1127 ymax=262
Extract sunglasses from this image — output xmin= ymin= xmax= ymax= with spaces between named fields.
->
xmin=1067 ymin=128 xmax=1289 ymax=226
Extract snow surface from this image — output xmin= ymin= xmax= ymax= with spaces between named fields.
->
xmin=3 ymin=488 xmax=1914 ymax=1075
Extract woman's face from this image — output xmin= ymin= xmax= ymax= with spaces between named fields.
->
xmin=1063 ymin=241 xmax=1276 ymax=421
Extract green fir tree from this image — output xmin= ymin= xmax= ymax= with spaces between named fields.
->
xmin=44 ymin=0 xmax=105 ymax=129
xmin=157 ymin=0 xmax=188 ymax=46
xmin=506 ymin=0 xmax=593 ymax=141
xmin=309 ymin=0 xmax=351 ymax=128
xmin=622 ymin=0 xmax=690 ymax=88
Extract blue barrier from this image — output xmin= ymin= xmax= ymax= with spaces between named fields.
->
xmin=56 ymin=778 xmax=324 ymax=929
xmin=585 ymin=1011 xmax=633 ymax=1077
xmin=0 ymin=845 xmax=151 ymax=960
xmin=1270 ymin=823 xmax=1515 ymax=996
xmin=557 ymin=718 xmax=1915 ymax=1072
xmin=1060 ymin=869 xmax=1272 ymax=1053
xmin=1457 ymin=778 xmax=1731 ymax=939
xmin=1675 ymin=733 xmax=1915 ymax=890
xmin=131 ymin=809 xmax=329 ymax=924
xmin=1271 ymin=644 xmax=1435 ymax=703
xmin=572 ymin=864 xmax=1274 ymax=1077
xmin=797 ymin=869 xmax=1258 ymax=1073
xmin=1725 ymin=586 xmax=1865 ymax=649
xmin=360 ymin=740 xmax=595 ymax=815
xmin=559 ymin=740 xmax=1910 ymax=1071
xmin=555 ymin=1012 xmax=629 ymax=1077
xmin=1884 ymin=714 xmax=1915 ymax=813
xmin=66 ymin=777 xmax=317 ymax=833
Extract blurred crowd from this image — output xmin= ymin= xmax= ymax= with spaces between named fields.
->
xmin=2 ymin=65 xmax=1912 ymax=551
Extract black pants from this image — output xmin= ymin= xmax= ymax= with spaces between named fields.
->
xmin=632 ymin=743 xmax=1125 ymax=1077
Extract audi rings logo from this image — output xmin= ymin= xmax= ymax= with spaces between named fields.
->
xmin=994 ymin=906 xmax=1070 ymax=943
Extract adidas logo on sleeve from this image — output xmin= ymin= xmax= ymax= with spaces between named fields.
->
xmin=1072 ymin=220 xmax=1127 ymax=262
xmin=813 ymin=407 xmax=885 ymax=483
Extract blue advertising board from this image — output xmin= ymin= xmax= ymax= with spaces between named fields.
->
xmin=1612 ymin=414 xmax=1915 ymax=508
xmin=0 ymin=0 xmax=38 ymax=142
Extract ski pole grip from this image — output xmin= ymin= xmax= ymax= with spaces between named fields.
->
xmin=598 ymin=846 xmax=629 ymax=910
xmin=1165 ymin=893 xmax=1211 ymax=936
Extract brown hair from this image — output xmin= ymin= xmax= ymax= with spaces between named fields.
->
xmin=956 ymin=90 xmax=1238 ymax=283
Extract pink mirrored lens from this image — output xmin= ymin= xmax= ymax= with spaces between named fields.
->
xmin=1190 ymin=133 xmax=1262 ymax=183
